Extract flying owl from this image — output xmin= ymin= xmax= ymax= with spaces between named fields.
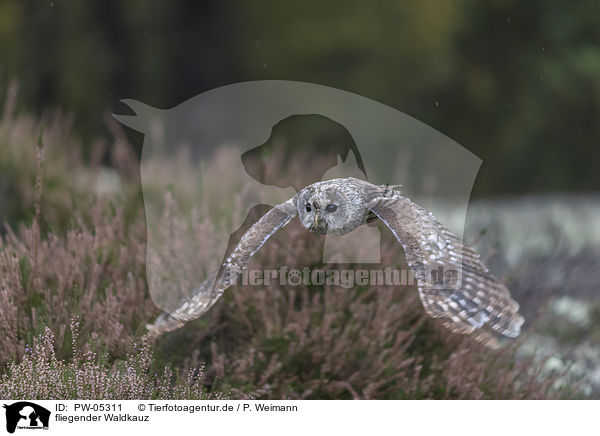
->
xmin=147 ymin=177 xmax=524 ymax=348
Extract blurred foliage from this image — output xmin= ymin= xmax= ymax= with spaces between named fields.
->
xmin=0 ymin=0 xmax=599 ymax=196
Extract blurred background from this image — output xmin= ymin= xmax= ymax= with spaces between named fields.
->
xmin=0 ymin=0 xmax=599 ymax=399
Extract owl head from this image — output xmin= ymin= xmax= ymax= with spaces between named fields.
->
xmin=296 ymin=177 xmax=368 ymax=235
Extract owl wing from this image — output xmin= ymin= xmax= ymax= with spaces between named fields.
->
xmin=367 ymin=188 xmax=524 ymax=348
xmin=147 ymin=197 xmax=298 ymax=336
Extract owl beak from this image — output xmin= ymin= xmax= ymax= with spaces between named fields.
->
xmin=314 ymin=214 xmax=320 ymax=228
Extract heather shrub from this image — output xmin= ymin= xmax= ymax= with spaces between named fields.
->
xmin=0 ymin=323 xmax=228 ymax=400
xmin=0 ymin=82 xmax=140 ymax=233
xmin=0 ymin=100 xmax=153 ymax=367
xmin=0 ymin=96 xmax=580 ymax=400
xmin=116 ymin=145 xmax=578 ymax=399
xmin=0 ymin=196 xmax=155 ymax=367
xmin=168 ymin=283 xmax=566 ymax=399
xmin=153 ymin=214 xmax=572 ymax=399
xmin=0 ymin=89 xmax=78 ymax=230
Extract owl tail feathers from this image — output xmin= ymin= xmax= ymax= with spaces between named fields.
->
xmin=473 ymin=312 xmax=525 ymax=350
xmin=145 ymin=271 xmax=221 ymax=338
xmin=442 ymin=309 xmax=525 ymax=350
xmin=145 ymin=313 xmax=186 ymax=338
xmin=489 ymin=308 xmax=525 ymax=340
xmin=471 ymin=331 xmax=500 ymax=350
xmin=442 ymin=320 xmax=501 ymax=349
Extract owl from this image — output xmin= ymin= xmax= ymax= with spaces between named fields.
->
xmin=147 ymin=177 xmax=524 ymax=348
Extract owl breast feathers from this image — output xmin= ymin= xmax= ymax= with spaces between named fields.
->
xmin=148 ymin=177 xmax=523 ymax=349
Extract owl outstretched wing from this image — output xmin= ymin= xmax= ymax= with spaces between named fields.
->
xmin=367 ymin=187 xmax=524 ymax=348
xmin=147 ymin=197 xmax=298 ymax=336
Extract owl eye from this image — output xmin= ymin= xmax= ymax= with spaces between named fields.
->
xmin=305 ymin=203 xmax=312 ymax=212
xmin=325 ymin=204 xmax=337 ymax=212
